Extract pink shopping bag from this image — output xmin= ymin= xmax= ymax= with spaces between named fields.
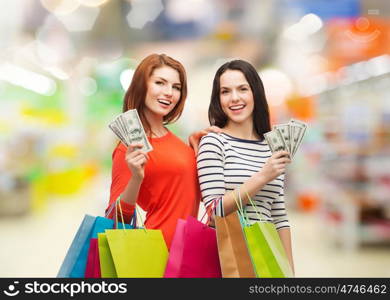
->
xmin=164 ymin=216 xmax=221 ymax=278
xmin=85 ymin=238 xmax=101 ymax=278
xmin=164 ymin=219 xmax=186 ymax=277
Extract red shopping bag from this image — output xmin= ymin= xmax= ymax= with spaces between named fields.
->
xmin=85 ymin=238 xmax=101 ymax=278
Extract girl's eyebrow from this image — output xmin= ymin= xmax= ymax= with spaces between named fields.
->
xmin=220 ymin=83 xmax=249 ymax=89
xmin=155 ymin=76 xmax=181 ymax=86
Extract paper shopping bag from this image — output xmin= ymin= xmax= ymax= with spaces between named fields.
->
xmin=165 ymin=216 xmax=221 ymax=278
xmin=163 ymin=219 xmax=186 ymax=277
xmin=57 ymin=215 xmax=96 ymax=277
xmin=85 ymin=238 xmax=101 ymax=278
xmin=215 ymin=211 xmax=256 ymax=278
xmin=98 ymin=233 xmax=117 ymax=278
xmin=244 ymin=221 xmax=293 ymax=278
xmin=97 ymin=221 xmax=134 ymax=278
xmin=105 ymin=228 xmax=168 ymax=278
xmin=69 ymin=216 xmax=114 ymax=277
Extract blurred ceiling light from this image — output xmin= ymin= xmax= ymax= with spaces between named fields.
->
xmin=298 ymin=74 xmax=328 ymax=96
xmin=0 ymin=63 xmax=57 ymax=96
xmin=166 ymin=0 xmax=207 ymax=22
xmin=350 ymin=61 xmax=371 ymax=82
xmin=126 ymin=0 xmax=163 ymax=29
xmin=44 ymin=66 xmax=70 ymax=80
xmin=283 ymin=13 xmax=323 ymax=41
xmin=40 ymin=0 xmax=80 ymax=15
xmin=260 ymin=69 xmax=293 ymax=106
xmin=77 ymin=0 xmax=109 ymax=7
xmin=307 ymin=54 xmax=328 ymax=74
xmin=79 ymin=77 xmax=97 ymax=96
xmin=367 ymin=55 xmax=390 ymax=77
xmin=35 ymin=40 xmax=61 ymax=65
xmin=301 ymin=14 xmax=323 ymax=34
xmin=120 ymin=69 xmax=135 ymax=90
xmin=56 ymin=5 xmax=100 ymax=32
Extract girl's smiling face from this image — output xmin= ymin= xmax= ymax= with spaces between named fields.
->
xmin=219 ymin=69 xmax=254 ymax=126
xmin=144 ymin=66 xmax=182 ymax=118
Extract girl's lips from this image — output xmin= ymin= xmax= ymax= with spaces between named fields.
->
xmin=157 ymin=99 xmax=171 ymax=108
xmin=229 ymin=104 xmax=246 ymax=113
xmin=158 ymin=99 xmax=171 ymax=105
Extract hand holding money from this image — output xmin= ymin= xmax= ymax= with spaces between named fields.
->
xmin=259 ymin=150 xmax=291 ymax=182
xmin=109 ymin=109 xmax=153 ymax=153
xmin=125 ymin=143 xmax=149 ymax=180
xmin=264 ymin=119 xmax=307 ymax=159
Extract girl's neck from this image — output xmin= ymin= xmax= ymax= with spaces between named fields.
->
xmin=144 ymin=110 xmax=167 ymax=138
xmin=223 ymin=120 xmax=258 ymax=140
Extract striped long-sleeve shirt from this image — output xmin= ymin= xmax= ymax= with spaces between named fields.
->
xmin=197 ymin=132 xmax=290 ymax=231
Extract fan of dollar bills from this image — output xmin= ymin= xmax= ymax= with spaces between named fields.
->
xmin=264 ymin=119 xmax=307 ymax=158
xmin=108 ymin=109 xmax=153 ymax=152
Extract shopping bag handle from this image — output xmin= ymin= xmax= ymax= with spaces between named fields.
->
xmin=200 ymin=196 xmax=222 ymax=225
xmin=232 ymin=190 xmax=248 ymax=226
xmin=241 ymin=191 xmax=268 ymax=223
xmin=105 ymin=196 xmax=137 ymax=229
xmin=105 ymin=200 xmax=116 ymax=218
xmin=116 ymin=196 xmax=147 ymax=233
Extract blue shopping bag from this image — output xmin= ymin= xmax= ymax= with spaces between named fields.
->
xmin=58 ymin=200 xmax=136 ymax=278
xmin=69 ymin=216 xmax=115 ymax=277
xmin=57 ymin=214 xmax=96 ymax=277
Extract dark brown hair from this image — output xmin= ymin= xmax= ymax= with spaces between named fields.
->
xmin=208 ymin=59 xmax=271 ymax=138
xmin=122 ymin=53 xmax=187 ymax=136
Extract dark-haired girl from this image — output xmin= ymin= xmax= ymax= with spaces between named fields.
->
xmin=197 ymin=60 xmax=294 ymax=272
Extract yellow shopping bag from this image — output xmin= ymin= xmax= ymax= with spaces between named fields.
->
xmin=105 ymin=228 xmax=168 ymax=278
xmin=98 ymin=233 xmax=117 ymax=278
xmin=104 ymin=201 xmax=168 ymax=278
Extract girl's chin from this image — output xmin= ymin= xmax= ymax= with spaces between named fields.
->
xmin=149 ymin=107 xmax=173 ymax=117
xmin=227 ymin=114 xmax=250 ymax=124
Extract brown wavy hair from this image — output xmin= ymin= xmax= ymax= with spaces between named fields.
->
xmin=122 ymin=53 xmax=187 ymax=136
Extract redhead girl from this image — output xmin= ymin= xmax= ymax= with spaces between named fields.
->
xmin=107 ymin=54 xmax=213 ymax=249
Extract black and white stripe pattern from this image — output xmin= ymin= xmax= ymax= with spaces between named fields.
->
xmin=197 ymin=132 xmax=290 ymax=230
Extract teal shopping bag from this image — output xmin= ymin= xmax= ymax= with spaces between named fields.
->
xmin=57 ymin=214 xmax=96 ymax=277
xmin=58 ymin=201 xmax=126 ymax=278
xmin=69 ymin=216 xmax=115 ymax=277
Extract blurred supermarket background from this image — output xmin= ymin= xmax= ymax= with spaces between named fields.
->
xmin=1 ymin=0 xmax=390 ymax=277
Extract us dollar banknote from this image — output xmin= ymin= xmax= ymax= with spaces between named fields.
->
xmin=273 ymin=123 xmax=292 ymax=154
xmin=265 ymin=119 xmax=307 ymax=158
xmin=289 ymin=119 xmax=307 ymax=157
xmin=109 ymin=109 xmax=153 ymax=152
xmin=264 ymin=130 xmax=287 ymax=153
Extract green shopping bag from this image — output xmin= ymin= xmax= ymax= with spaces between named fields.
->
xmin=98 ymin=233 xmax=117 ymax=278
xmin=105 ymin=228 xmax=168 ymax=278
xmin=244 ymin=222 xmax=293 ymax=277
xmin=98 ymin=199 xmax=136 ymax=278
xmin=105 ymin=202 xmax=168 ymax=278
xmin=235 ymin=192 xmax=293 ymax=278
